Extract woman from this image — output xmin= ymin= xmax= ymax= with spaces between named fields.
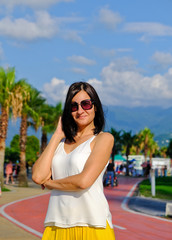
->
xmin=5 ymin=161 xmax=14 ymax=184
xmin=32 ymin=82 xmax=115 ymax=240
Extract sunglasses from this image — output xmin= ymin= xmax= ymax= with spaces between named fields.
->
xmin=71 ymin=99 xmax=94 ymax=112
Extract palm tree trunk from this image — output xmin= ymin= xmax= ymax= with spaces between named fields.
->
xmin=0 ymin=108 xmax=9 ymax=189
xmin=41 ymin=131 xmax=47 ymax=153
xmin=149 ymin=152 xmax=152 ymax=165
xmin=0 ymin=139 xmax=5 ymax=189
xmin=18 ymin=114 xmax=28 ymax=187
xmin=125 ymin=145 xmax=130 ymax=176
xmin=136 ymin=146 xmax=140 ymax=155
xmin=144 ymin=144 xmax=148 ymax=162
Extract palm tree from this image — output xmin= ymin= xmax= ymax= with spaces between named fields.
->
xmin=148 ymin=139 xmax=159 ymax=164
xmin=0 ymin=67 xmax=16 ymax=188
xmin=167 ymin=139 xmax=172 ymax=159
xmin=18 ymin=83 xmax=46 ymax=187
xmin=139 ymin=127 xmax=154 ymax=162
xmin=160 ymin=146 xmax=167 ymax=158
xmin=121 ymin=130 xmax=135 ymax=176
xmin=40 ymin=102 xmax=62 ymax=153
xmin=132 ymin=133 xmax=143 ymax=155
xmin=110 ymin=128 xmax=122 ymax=162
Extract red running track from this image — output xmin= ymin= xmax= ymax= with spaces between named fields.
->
xmin=1 ymin=176 xmax=172 ymax=240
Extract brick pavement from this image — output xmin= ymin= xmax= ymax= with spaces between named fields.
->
xmin=0 ymin=180 xmax=49 ymax=240
xmin=0 ymin=177 xmax=172 ymax=240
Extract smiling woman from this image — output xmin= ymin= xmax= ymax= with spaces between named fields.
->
xmin=32 ymin=82 xmax=115 ymax=240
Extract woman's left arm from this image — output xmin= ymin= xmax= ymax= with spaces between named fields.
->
xmin=43 ymin=132 xmax=114 ymax=191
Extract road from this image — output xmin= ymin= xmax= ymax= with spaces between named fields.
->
xmin=1 ymin=176 xmax=172 ymax=240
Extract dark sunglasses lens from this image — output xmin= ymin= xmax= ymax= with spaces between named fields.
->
xmin=71 ymin=103 xmax=78 ymax=112
xmin=81 ymin=100 xmax=92 ymax=110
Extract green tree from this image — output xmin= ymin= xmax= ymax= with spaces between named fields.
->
xmin=167 ymin=139 xmax=172 ymax=159
xmin=148 ymin=139 xmax=159 ymax=164
xmin=5 ymin=135 xmax=20 ymax=162
xmin=121 ymin=130 xmax=135 ymax=176
xmin=26 ymin=135 xmax=40 ymax=165
xmin=40 ymin=102 xmax=62 ymax=153
xmin=139 ymin=127 xmax=154 ymax=162
xmin=160 ymin=146 xmax=167 ymax=158
xmin=18 ymin=84 xmax=45 ymax=187
xmin=131 ymin=133 xmax=143 ymax=155
xmin=5 ymin=134 xmax=40 ymax=175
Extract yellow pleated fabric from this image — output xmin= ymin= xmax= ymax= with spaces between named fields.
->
xmin=42 ymin=222 xmax=115 ymax=240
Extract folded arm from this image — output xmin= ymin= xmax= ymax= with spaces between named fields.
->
xmin=43 ymin=132 xmax=114 ymax=191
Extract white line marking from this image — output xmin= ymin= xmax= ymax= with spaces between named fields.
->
xmin=113 ymin=224 xmax=126 ymax=230
xmin=1 ymin=191 xmax=127 ymax=236
xmin=121 ymin=180 xmax=172 ymax=223
xmin=0 ymin=192 xmax=50 ymax=238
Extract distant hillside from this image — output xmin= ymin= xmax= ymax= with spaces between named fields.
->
xmin=5 ymin=106 xmax=172 ymax=147
xmin=104 ymin=106 xmax=172 ymax=146
xmin=154 ymin=133 xmax=172 ymax=147
xmin=105 ymin=106 xmax=172 ymax=133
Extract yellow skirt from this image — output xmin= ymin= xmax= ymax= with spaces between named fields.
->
xmin=42 ymin=222 xmax=115 ymax=240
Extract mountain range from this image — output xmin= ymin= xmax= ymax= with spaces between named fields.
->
xmin=5 ymin=106 xmax=172 ymax=147
xmin=105 ymin=105 xmax=172 ymax=147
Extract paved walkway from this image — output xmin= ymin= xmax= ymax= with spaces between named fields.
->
xmin=0 ymin=176 xmax=171 ymax=240
xmin=0 ymin=181 xmax=49 ymax=240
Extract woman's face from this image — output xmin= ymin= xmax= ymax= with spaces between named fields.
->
xmin=71 ymin=90 xmax=95 ymax=129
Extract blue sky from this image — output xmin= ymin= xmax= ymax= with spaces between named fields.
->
xmin=0 ymin=0 xmax=172 ymax=108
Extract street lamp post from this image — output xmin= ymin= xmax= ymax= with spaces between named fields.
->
xmin=150 ymin=169 xmax=156 ymax=196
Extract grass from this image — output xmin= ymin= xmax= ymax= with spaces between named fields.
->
xmin=139 ymin=176 xmax=172 ymax=200
xmin=1 ymin=187 xmax=11 ymax=192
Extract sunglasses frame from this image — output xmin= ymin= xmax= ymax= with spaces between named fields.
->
xmin=71 ymin=99 xmax=94 ymax=112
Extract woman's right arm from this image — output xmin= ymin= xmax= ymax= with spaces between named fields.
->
xmin=32 ymin=117 xmax=65 ymax=185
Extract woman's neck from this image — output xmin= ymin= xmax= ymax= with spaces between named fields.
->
xmin=76 ymin=124 xmax=95 ymax=139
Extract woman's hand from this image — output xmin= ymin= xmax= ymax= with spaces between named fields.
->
xmin=32 ymin=117 xmax=65 ymax=186
xmin=42 ymin=179 xmax=53 ymax=190
xmin=54 ymin=117 xmax=65 ymax=139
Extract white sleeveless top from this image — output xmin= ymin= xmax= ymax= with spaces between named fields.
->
xmin=44 ymin=136 xmax=113 ymax=229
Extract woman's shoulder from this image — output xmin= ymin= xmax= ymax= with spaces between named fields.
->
xmin=95 ymin=132 xmax=114 ymax=143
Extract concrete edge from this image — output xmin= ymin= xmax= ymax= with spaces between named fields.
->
xmin=121 ymin=180 xmax=172 ymax=223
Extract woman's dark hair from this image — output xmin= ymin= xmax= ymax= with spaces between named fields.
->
xmin=62 ymin=81 xmax=105 ymax=142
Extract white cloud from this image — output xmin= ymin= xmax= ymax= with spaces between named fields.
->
xmin=42 ymin=58 xmax=172 ymax=108
xmin=97 ymin=59 xmax=172 ymax=107
xmin=0 ymin=11 xmax=83 ymax=42
xmin=0 ymin=11 xmax=58 ymax=40
xmin=124 ymin=22 xmax=172 ymax=36
xmin=43 ymin=78 xmax=69 ymax=104
xmin=67 ymin=55 xmax=96 ymax=65
xmin=62 ymin=30 xmax=84 ymax=44
xmin=93 ymin=47 xmax=132 ymax=59
xmin=98 ymin=6 xmax=123 ymax=30
xmin=0 ymin=0 xmax=73 ymax=9
xmin=103 ymin=57 xmax=138 ymax=73
xmin=93 ymin=48 xmax=116 ymax=57
xmin=71 ymin=68 xmax=87 ymax=74
xmin=123 ymin=22 xmax=172 ymax=41
xmin=151 ymin=51 xmax=172 ymax=69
